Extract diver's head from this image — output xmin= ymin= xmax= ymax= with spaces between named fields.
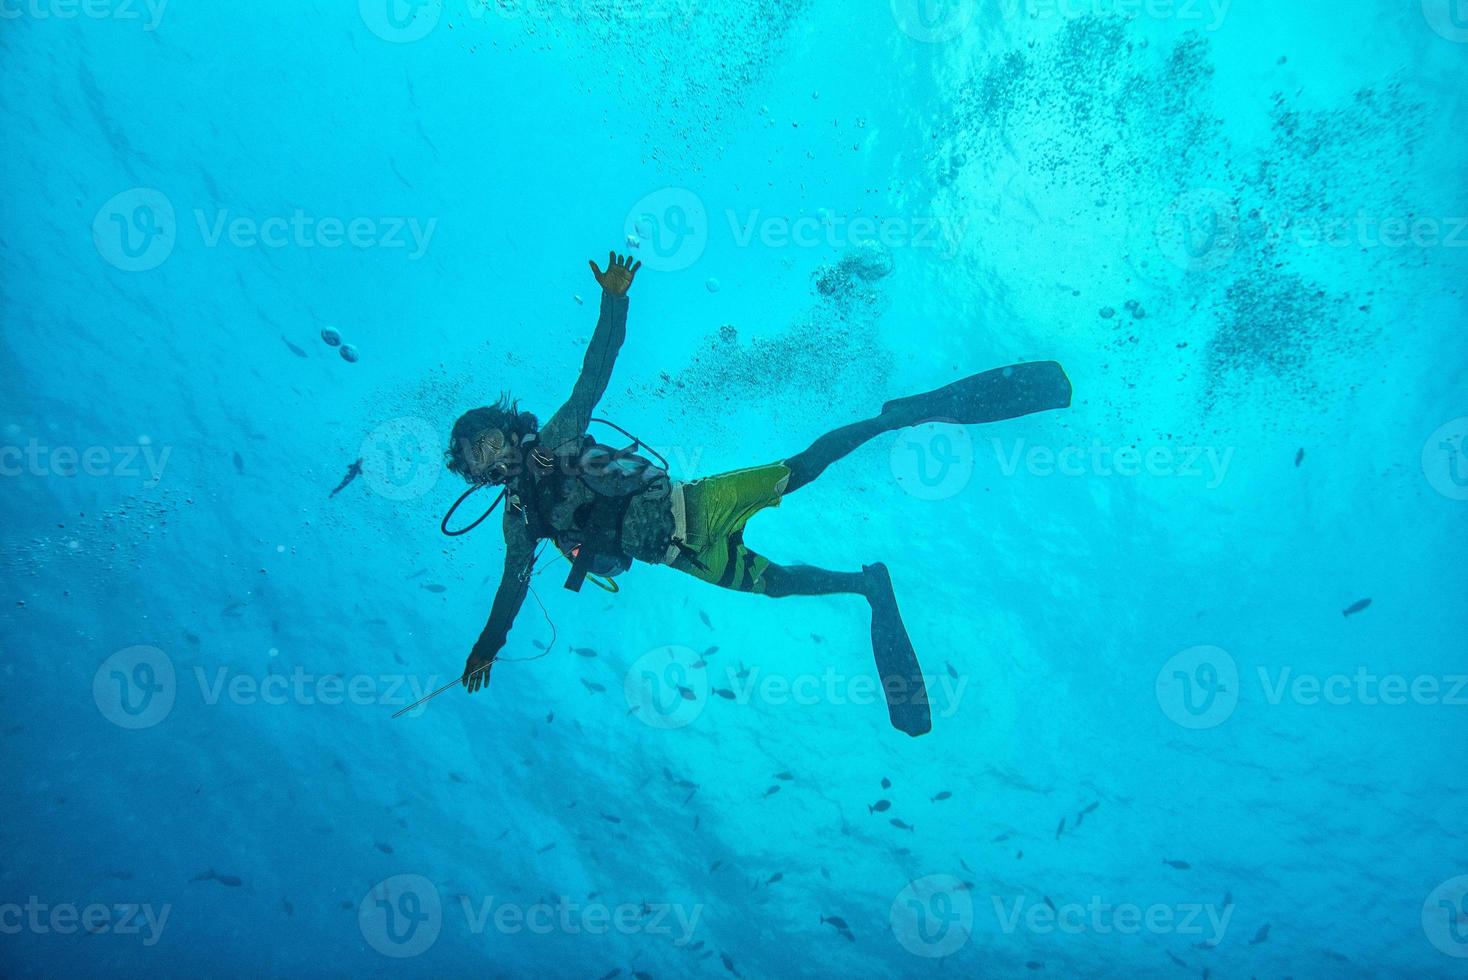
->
xmin=446 ymin=395 xmax=539 ymax=485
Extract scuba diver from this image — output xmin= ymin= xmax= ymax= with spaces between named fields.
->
xmin=442 ymin=251 xmax=1072 ymax=737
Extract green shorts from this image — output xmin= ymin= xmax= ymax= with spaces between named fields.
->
xmin=669 ymin=462 xmax=791 ymax=593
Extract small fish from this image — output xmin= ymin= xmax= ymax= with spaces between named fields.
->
xmin=960 ymin=859 xmax=974 ymax=873
xmin=536 ymin=843 xmax=556 ymax=854
xmin=633 ymin=972 xmax=652 ymax=980
xmin=714 ymin=688 xmax=736 ymax=700
xmin=572 ymin=647 xmax=598 ymax=658
xmin=183 ymin=631 xmax=200 ymax=645
xmin=1163 ymin=859 xmax=1191 ymax=870
xmin=1080 ymin=802 xmax=1099 ymax=816
xmin=766 ymin=872 xmax=783 ymax=885
xmin=992 ymin=833 xmax=1010 ymax=842
xmin=735 ymin=663 xmax=750 ymax=680
xmin=693 ymin=815 xmax=700 ymax=831
xmin=1166 ymin=951 xmax=1187 ymax=967
xmin=545 ymin=711 xmax=554 ymax=723
xmin=192 ymin=870 xmax=243 ymax=887
xmin=283 ymin=900 xmax=294 ymax=916
xmin=868 ymin=800 xmax=891 ymax=814
xmin=422 ymin=584 xmax=447 ymax=594
xmin=881 ymin=777 xmax=891 ymax=789
xmin=762 ymin=785 xmax=781 ymax=798
xmin=601 ymin=813 xmax=622 ymax=824
xmin=1294 ymin=448 xmax=1305 ymax=466
xmin=820 ymin=867 xmax=830 ymax=880
xmin=375 ymin=842 xmax=393 ymax=854
xmin=704 ymin=645 xmax=720 ymax=655
xmin=709 ymin=860 xmax=723 ymax=873
xmin=1324 ymin=951 xmax=1348 ymax=962
xmin=532 ymin=640 xmax=548 ymax=650
xmin=1342 ymin=598 xmax=1372 ymax=617
xmin=774 ymin=771 xmax=794 ymax=781
xmin=890 ymin=818 xmax=915 ymax=832
xmin=232 ymin=452 xmax=245 ymax=474
xmin=339 ymin=900 xmax=352 ymax=909
xmin=945 ymin=662 xmax=958 ymax=679
xmin=1249 ymin=923 xmax=1270 ymax=944
xmin=221 ymin=602 xmax=246 ymax=618
xmin=582 ymin=680 xmax=606 ymax=693
xmin=1043 ymin=896 xmax=1057 ymax=913
xmin=597 ymin=970 xmax=621 ymax=980
xmin=330 ymin=459 xmax=363 ymax=497
xmin=663 ymin=769 xmax=697 ymax=789
xmin=931 ymin=791 xmax=951 ymax=802
xmin=699 ymin=610 xmax=712 ymax=628
xmin=720 ymin=952 xmax=740 ymax=977
xmin=691 ymin=659 xmax=708 ymax=668
xmin=281 ymin=335 xmax=309 ymax=358
xmin=1025 ymin=963 xmax=1043 ymax=971
xmin=448 ymin=772 xmax=468 ymax=784
xmin=1056 ymin=818 xmax=1065 ymax=838
xmin=821 ymin=914 xmax=849 ymax=931
xmin=678 ymin=685 xmax=697 ymax=701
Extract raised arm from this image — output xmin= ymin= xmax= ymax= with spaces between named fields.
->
xmin=462 ymin=508 xmax=538 ymax=693
xmin=539 ymin=252 xmax=640 ymax=453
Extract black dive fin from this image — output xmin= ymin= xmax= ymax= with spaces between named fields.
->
xmin=882 ymin=360 xmax=1072 ymax=426
xmin=865 ymin=564 xmax=931 ymax=738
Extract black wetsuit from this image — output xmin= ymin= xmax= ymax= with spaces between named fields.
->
xmin=469 ymin=291 xmax=672 ymax=666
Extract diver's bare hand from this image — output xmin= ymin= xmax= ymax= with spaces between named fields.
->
xmin=589 ymin=251 xmax=641 ymax=296
xmin=462 ymin=649 xmax=495 ymax=694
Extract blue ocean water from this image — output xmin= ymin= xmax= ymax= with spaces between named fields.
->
xmin=3 ymin=0 xmax=1467 ymax=976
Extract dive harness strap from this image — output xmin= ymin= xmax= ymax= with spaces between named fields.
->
xmin=564 ymin=492 xmax=637 ymax=593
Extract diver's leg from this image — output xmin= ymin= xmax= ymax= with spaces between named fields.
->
xmin=760 ymin=560 xmax=931 ymax=737
xmin=782 ymin=361 xmax=1074 ymax=494
xmin=782 ymin=414 xmax=896 ymax=494
xmin=760 ymin=561 xmax=871 ymax=598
